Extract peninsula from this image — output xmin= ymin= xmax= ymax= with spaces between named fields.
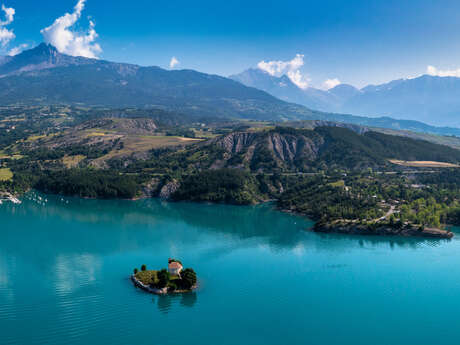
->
xmin=313 ymin=220 xmax=453 ymax=239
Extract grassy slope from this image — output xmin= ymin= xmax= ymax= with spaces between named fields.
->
xmin=0 ymin=168 xmax=13 ymax=181
xmin=62 ymin=155 xmax=86 ymax=168
xmin=135 ymin=270 xmax=158 ymax=285
xmin=95 ymin=136 xmax=202 ymax=162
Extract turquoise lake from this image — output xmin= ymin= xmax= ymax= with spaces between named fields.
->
xmin=1 ymin=193 xmax=459 ymax=345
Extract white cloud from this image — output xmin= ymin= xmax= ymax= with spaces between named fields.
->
xmin=323 ymin=78 xmax=341 ymax=90
xmin=40 ymin=0 xmax=102 ymax=58
xmin=257 ymin=54 xmax=310 ymax=89
xmin=0 ymin=4 xmax=13 ymax=24
xmin=8 ymin=43 xmax=28 ymax=56
xmin=169 ymin=56 xmax=180 ymax=69
xmin=426 ymin=65 xmax=460 ymax=77
xmin=0 ymin=4 xmax=15 ymax=47
xmin=257 ymin=54 xmax=304 ymax=76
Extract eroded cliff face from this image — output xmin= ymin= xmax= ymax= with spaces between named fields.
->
xmin=266 ymin=132 xmax=324 ymax=166
xmin=215 ymin=131 xmax=258 ymax=154
xmin=159 ymin=180 xmax=180 ymax=199
xmin=210 ymin=130 xmax=324 ymax=171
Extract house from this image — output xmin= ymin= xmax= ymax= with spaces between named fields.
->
xmin=168 ymin=258 xmax=183 ymax=276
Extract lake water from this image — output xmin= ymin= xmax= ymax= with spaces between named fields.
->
xmin=1 ymin=193 xmax=459 ymax=345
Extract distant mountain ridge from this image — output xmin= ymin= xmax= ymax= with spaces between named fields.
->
xmin=0 ymin=44 xmax=322 ymax=121
xmin=231 ymin=68 xmax=460 ymax=127
xmin=342 ymin=75 xmax=460 ymax=126
xmin=230 ymin=68 xmax=360 ymax=113
xmin=1 ymin=44 xmax=460 ymax=136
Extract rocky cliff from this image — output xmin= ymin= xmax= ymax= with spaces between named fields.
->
xmin=210 ymin=129 xmax=324 ymax=171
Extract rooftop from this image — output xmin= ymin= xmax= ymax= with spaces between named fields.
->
xmin=168 ymin=262 xmax=183 ymax=269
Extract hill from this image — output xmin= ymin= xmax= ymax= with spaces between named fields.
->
xmin=5 ymin=122 xmax=460 ymax=219
xmin=121 ymin=126 xmax=460 ymax=174
xmin=5 ymin=104 xmax=460 ymax=172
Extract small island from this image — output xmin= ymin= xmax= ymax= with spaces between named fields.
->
xmin=131 ymin=259 xmax=197 ymax=294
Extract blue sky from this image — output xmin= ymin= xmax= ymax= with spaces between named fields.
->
xmin=1 ymin=0 xmax=460 ymax=88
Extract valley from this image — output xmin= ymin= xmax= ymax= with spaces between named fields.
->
xmin=2 ymin=104 xmax=460 ymax=237
xmin=3 ymin=2 xmax=460 ymax=345
xmin=1 ymin=45 xmax=460 ymax=237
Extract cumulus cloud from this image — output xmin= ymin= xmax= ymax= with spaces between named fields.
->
xmin=426 ymin=65 xmax=460 ymax=77
xmin=169 ymin=56 xmax=180 ymax=69
xmin=257 ymin=54 xmax=310 ymax=89
xmin=0 ymin=4 xmax=15 ymax=47
xmin=323 ymin=78 xmax=341 ymax=90
xmin=8 ymin=43 xmax=28 ymax=56
xmin=0 ymin=4 xmax=13 ymax=24
xmin=40 ymin=0 xmax=101 ymax=58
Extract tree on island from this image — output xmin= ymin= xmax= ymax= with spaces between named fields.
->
xmin=157 ymin=269 xmax=170 ymax=288
xmin=180 ymin=268 xmax=197 ymax=289
xmin=168 ymin=281 xmax=177 ymax=292
xmin=141 ymin=264 xmax=147 ymax=271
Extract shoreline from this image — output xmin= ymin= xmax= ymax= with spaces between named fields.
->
xmin=131 ymin=274 xmax=196 ymax=295
xmin=278 ymin=206 xmax=455 ymax=239
xmin=10 ymin=191 xmax=457 ymax=240
xmin=313 ymin=222 xmax=454 ymax=239
xmin=0 ymin=192 xmax=22 ymax=204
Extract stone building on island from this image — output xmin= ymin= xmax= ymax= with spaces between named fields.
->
xmin=168 ymin=258 xmax=183 ymax=276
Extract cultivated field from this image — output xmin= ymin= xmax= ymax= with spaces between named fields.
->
xmin=389 ymin=160 xmax=460 ymax=168
xmin=95 ymin=135 xmax=203 ymax=161
xmin=0 ymin=168 xmax=13 ymax=181
xmin=62 ymin=155 xmax=86 ymax=168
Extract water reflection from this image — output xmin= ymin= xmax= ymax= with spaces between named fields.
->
xmin=0 ymin=254 xmax=15 ymax=305
xmin=54 ymin=254 xmax=101 ymax=295
xmin=312 ymin=232 xmax=450 ymax=251
xmin=0 ymin=193 xmax=312 ymax=257
xmin=180 ymin=292 xmax=197 ymax=308
xmin=1 ymin=193 xmax=459 ymax=345
xmin=0 ymin=192 xmax=453 ymax=264
xmin=155 ymin=292 xmax=198 ymax=314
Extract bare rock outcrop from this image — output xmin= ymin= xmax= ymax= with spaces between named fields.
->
xmin=209 ymin=130 xmax=324 ymax=171
xmin=213 ymin=132 xmax=258 ymax=154
xmin=159 ymin=180 xmax=180 ymax=199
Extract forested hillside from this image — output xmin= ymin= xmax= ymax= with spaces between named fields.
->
xmin=3 ymin=119 xmax=460 ymax=230
xmin=123 ymin=126 xmax=460 ymax=174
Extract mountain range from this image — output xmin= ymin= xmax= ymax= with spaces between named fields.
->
xmin=230 ymin=68 xmax=359 ymax=113
xmin=1 ymin=43 xmax=460 ymax=136
xmin=0 ymin=43 xmax=322 ymax=121
xmin=231 ymin=68 xmax=460 ymax=127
